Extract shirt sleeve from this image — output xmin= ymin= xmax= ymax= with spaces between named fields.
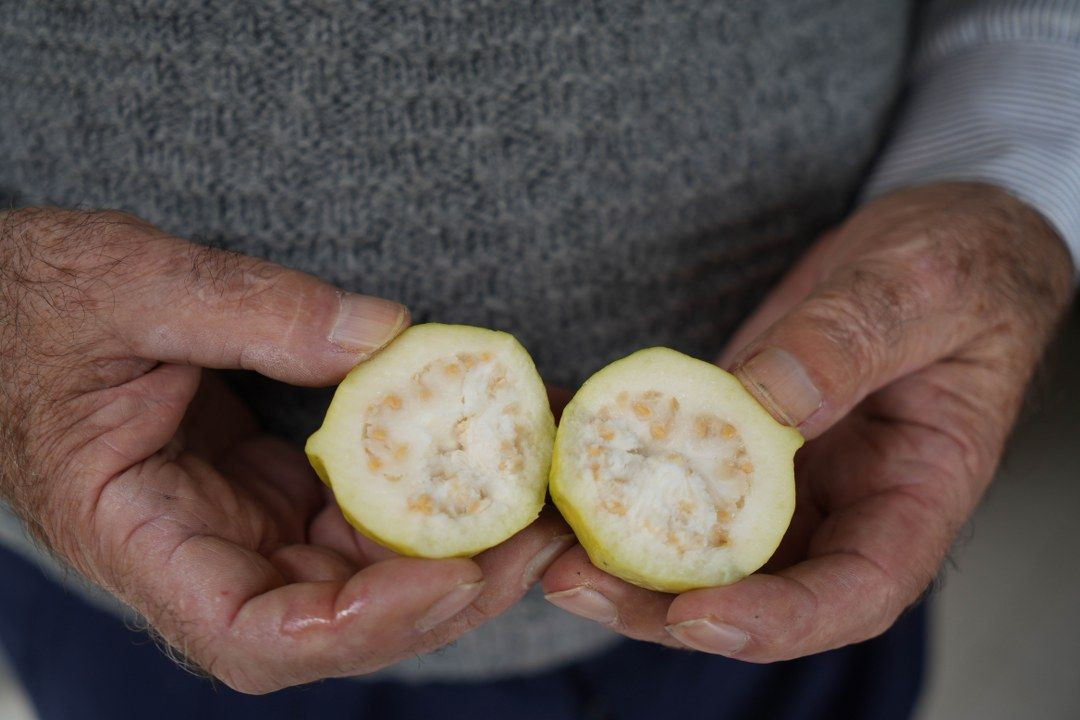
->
xmin=861 ymin=0 xmax=1080 ymax=267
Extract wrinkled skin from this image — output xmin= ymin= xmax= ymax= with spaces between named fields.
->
xmin=0 ymin=208 xmax=573 ymax=694
xmin=542 ymin=183 xmax=1074 ymax=660
xmin=2 ymin=181 xmax=1072 ymax=690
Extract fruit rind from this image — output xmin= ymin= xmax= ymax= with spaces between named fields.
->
xmin=306 ymin=323 xmax=554 ymax=559
xmin=550 ymin=347 xmax=803 ymax=592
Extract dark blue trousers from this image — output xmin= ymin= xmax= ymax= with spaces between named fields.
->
xmin=0 ymin=545 xmax=925 ymax=720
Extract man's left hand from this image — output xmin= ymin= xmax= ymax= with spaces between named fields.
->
xmin=541 ymin=182 xmax=1073 ymax=660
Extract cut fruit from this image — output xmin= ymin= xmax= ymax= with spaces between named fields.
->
xmin=549 ymin=348 xmax=803 ymax=592
xmin=306 ymin=323 xmax=554 ymax=558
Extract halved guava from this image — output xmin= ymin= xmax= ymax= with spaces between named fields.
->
xmin=549 ymin=348 xmax=803 ymax=592
xmin=306 ymin=323 xmax=554 ymax=558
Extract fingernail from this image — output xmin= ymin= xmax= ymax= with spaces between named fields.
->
xmin=544 ymin=587 xmax=618 ymax=625
xmin=415 ymin=580 xmax=485 ymax=633
xmin=330 ymin=293 xmax=409 ymax=355
xmin=736 ymin=347 xmax=821 ymax=427
xmin=666 ymin=618 xmax=749 ymax=655
xmin=521 ymin=534 xmax=577 ymax=589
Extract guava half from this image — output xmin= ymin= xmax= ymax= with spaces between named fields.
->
xmin=306 ymin=323 xmax=554 ymax=558
xmin=549 ymin=348 xmax=803 ymax=592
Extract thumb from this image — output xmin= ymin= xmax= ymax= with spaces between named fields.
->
xmin=110 ymin=230 xmax=409 ymax=386
xmin=728 ymin=249 xmax=970 ymax=439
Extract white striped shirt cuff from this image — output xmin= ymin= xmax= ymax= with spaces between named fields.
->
xmin=863 ymin=39 xmax=1080 ymax=269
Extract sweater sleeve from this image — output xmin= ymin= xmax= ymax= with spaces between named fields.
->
xmin=862 ymin=0 xmax=1080 ymax=268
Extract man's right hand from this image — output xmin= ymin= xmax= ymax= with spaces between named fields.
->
xmin=0 ymin=207 xmax=572 ymax=693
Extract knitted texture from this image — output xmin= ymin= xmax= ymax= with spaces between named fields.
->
xmin=0 ymin=0 xmax=909 ymax=680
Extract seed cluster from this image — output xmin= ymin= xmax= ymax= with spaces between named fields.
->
xmin=362 ymin=351 xmax=527 ymax=519
xmin=583 ymin=390 xmax=752 ymax=553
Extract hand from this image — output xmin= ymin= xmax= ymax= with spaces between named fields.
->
xmin=0 ymin=208 xmax=572 ymax=692
xmin=542 ymin=183 xmax=1074 ymax=660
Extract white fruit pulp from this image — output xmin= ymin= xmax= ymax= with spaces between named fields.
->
xmin=572 ymin=390 xmax=752 ymax=554
xmin=362 ymin=352 xmax=527 ymax=520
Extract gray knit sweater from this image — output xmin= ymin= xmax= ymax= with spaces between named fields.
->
xmin=0 ymin=0 xmax=909 ymax=680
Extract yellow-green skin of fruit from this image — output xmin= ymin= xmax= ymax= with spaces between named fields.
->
xmin=549 ymin=347 xmax=803 ymax=593
xmin=306 ymin=323 xmax=553 ymax=559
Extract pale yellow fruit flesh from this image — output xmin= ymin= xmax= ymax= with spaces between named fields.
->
xmin=550 ymin=348 xmax=803 ymax=592
xmin=306 ymin=324 xmax=554 ymax=558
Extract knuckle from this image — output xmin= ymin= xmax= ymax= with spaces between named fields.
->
xmin=802 ymin=259 xmax=937 ymax=380
xmin=163 ymin=241 xmax=334 ymax=367
xmin=170 ymin=241 xmax=306 ymax=318
xmin=798 ymin=292 xmax=890 ymax=376
xmin=176 ymin=243 xmax=249 ymax=298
